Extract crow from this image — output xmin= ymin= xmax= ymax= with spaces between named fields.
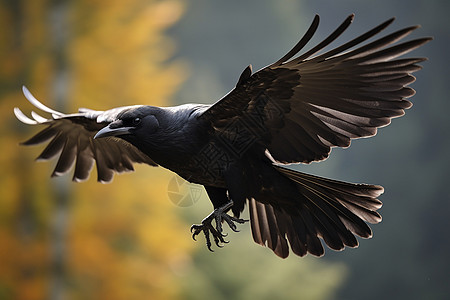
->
xmin=15 ymin=15 xmax=431 ymax=258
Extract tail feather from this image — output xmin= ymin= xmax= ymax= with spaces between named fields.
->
xmin=299 ymin=178 xmax=374 ymax=238
xmin=301 ymin=186 xmax=361 ymax=246
xmin=248 ymin=166 xmax=384 ymax=258
xmin=249 ymin=198 xmax=290 ymax=257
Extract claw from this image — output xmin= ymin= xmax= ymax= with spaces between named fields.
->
xmin=224 ymin=216 xmax=249 ymax=232
xmin=191 ymin=224 xmax=202 ymax=241
xmin=204 ymin=229 xmax=213 ymax=252
xmin=190 ymin=200 xmax=247 ymax=252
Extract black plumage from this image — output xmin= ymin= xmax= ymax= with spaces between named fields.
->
xmin=15 ymin=15 xmax=431 ymax=258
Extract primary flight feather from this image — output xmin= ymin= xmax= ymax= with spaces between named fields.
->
xmin=15 ymin=14 xmax=431 ymax=258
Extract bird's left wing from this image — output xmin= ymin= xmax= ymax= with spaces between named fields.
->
xmin=199 ymin=15 xmax=431 ymax=164
xmin=15 ymin=86 xmax=157 ymax=183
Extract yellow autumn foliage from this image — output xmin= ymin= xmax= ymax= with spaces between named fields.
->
xmin=0 ymin=0 xmax=191 ymax=299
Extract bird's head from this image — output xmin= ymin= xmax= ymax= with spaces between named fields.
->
xmin=94 ymin=106 xmax=161 ymax=142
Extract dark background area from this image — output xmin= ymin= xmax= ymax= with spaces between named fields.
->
xmin=168 ymin=1 xmax=449 ymax=299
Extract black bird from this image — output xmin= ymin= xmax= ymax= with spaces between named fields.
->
xmin=15 ymin=15 xmax=431 ymax=258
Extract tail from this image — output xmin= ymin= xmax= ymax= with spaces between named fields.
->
xmin=248 ymin=165 xmax=384 ymax=258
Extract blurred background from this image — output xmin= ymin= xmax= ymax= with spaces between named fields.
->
xmin=0 ymin=0 xmax=448 ymax=299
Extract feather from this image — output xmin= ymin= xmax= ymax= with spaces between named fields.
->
xmin=199 ymin=15 xmax=430 ymax=165
xmin=22 ymin=86 xmax=63 ymax=116
xmin=16 ymin=87 xmax=158 ymax=182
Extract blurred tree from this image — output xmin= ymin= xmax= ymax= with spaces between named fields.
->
xmin=0 ymin=0 xmax=192 ymax=299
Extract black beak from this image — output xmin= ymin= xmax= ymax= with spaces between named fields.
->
xmin=94 ymin=122 xmax=134 ymax=139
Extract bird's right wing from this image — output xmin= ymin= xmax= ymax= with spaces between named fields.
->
xmin=14 ymin=86 xmax=158 ymax=183
xmin=199 ymin=15 xmax=431 ymax=164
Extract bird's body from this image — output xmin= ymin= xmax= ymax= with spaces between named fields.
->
xmin=15 ymin=15 xmax=431 ymax=258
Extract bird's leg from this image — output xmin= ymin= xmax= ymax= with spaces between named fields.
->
xmin=190 ymin=200 xmax=248 ymax=251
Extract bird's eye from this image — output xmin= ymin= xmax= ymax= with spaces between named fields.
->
xmin=133 ymin=117 xmax=141 ymax=125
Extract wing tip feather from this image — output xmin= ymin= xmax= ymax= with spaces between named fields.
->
xmin=14 ymin=107 xmax=38 ymax=125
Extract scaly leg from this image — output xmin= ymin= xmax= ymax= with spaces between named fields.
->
xmin=190 ymin=200 xmax=248 ymax=251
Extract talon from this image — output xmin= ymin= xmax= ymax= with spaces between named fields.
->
xmin=223 ymin=214 xmax=248 ymax=232
xmin=228 ymin=221 xmax=237 ymax=232
xmin=190 ymin=224 xmax=202 ymax=241
xmin=204 ymin=230 xmax=214 ymax=252
xmin=189 ymin=200 xmax=246 ymax=252
xmin=231 ymin=216 xmax=249 ymax=224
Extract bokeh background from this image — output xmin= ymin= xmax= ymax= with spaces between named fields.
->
xmin=0 ymin=0 xmax=448 ymax=299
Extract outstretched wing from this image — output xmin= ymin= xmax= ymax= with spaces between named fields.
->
xmin=15 ymin=86 xmax=157 ymax=183
xmin=199 ymin=14 xmax=431 ymax=164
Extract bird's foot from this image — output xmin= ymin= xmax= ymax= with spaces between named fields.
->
xmin=190 ymin=201 xmax=248 ymax=251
